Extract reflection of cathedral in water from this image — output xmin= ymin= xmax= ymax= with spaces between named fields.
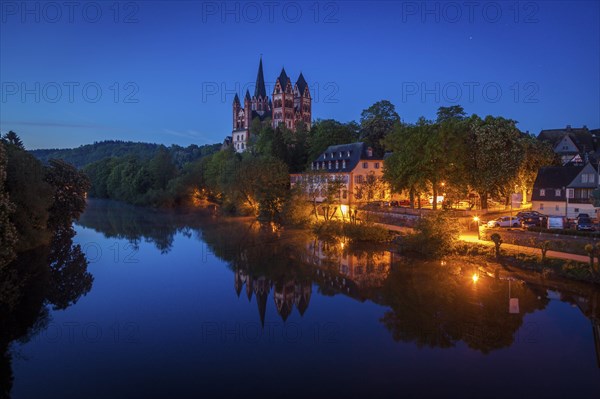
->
xmin=234 ymin=268 xmax=312 ymax=325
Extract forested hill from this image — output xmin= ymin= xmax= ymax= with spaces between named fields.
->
xmin=30 ymin=140 xmax=221 ymax=169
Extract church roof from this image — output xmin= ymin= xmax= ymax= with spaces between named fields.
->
xmin=233 ymin=93 xmax=240 ymax=104
xmin=245 ymin=89 xmax=251 ymax=101
xmin=254 ymin=57 xmax=267 ymax=98
xmin=296 ymin=73 xmax=308 ymax=95
xmin=277 ymin=68 xmax=290 ymax=88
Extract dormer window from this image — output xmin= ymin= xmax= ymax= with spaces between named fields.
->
xmin=328 ymin=161 xmax=332 ymax=169
xmin=335 ymin=161 xmax=339 ymax=169
xmin=339 ymin=151 xmax=343 ymax=158
xmin=367 ymin=147 xmax=373 ymax=157
xmin=347 ymin=151 xmax=351 ymax=157
xmin=342 ymin=160 xmax=346 ymax=168
xmin=540 ymin=189 xmax=545 ymax=196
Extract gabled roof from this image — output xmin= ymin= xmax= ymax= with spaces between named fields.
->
xmin=245 ymin=89 xmax=251 ymax=101
xmin=533 ymin=165 xmax=583 ymax=189
xmin=538 ymin=126 xmax=595 ymax=153
xmin=531 ymin=165 xmax=583 ymax=201
xmin=233 ymin=93 xmax=240 ymax=104
xmin=254 ymin=57 xmax=267 ymax=98
xmin=296 ymin=73 xmax=308 ymax=95
xmin=312 ymin=142 xmax=382 ymax=173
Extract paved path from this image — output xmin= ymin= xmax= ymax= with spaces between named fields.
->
xmin=375 ymin=222 xmax=595 ymax=264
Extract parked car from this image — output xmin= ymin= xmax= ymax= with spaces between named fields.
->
xmin=521 ymin=215 xmax=547 ymax=228
xmin=390 ymin=200 xmax=399 ymax=207
xmin=577 ymin=213 xmax=591 ymax=219
xmin=516 ymin=210 xmax=544 ymax=219
xmin=487 ymin=216 xmax=521 ymax=228
xmin=576 ymin=217 xmax=596 ymax=231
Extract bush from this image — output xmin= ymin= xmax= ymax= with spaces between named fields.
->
xmin=404 ymin=212 xmax=460 ymax=258
xmin=312 ymin=220 xmax=389 ymax=243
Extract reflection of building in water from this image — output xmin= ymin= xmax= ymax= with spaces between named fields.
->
xmin=305 ymin=239 xmax=391 ymax=290
xmin=234 ymin=268 xmax=311 ymax=325
xmin=571 ymin=291 xmax=600 ymax=368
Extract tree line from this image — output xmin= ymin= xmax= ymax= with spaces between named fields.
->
xmin=1 ymin=132 xmax=91 ymax=268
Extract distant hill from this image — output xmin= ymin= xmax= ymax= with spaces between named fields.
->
xmin=30 ymin=140 xmax=221 ymax=169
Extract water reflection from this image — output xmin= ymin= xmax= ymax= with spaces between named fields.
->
xmin=0 ymin=226 xmax=92 ymax=398
xmin=74 ymin=199 xmax=600 ymax=361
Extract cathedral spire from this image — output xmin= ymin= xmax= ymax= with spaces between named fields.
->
xmin=254 ymin=57 xmax=267 ymax=98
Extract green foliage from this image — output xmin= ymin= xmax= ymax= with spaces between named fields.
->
xmin=405 ymin=213 xmax=460 ymax=258
xmin=307 ymin=119 xmax=360 ymax=162
xmin=360 ymin=100 xmax=400 ymax=157
xmin=2 ymin=133 xmax=91 ymax=254
xmin=1 ymin=131 xmax=24 ymax=149
xmin=0 ymin=143 xmax=18 ymax=268
xmin=30 ymin=140 xmax=220 ymax=169
xmin=44 ymin=159 xmax=90 ymax=229
xmin=4 ymin=142 xmax=54 ymax=251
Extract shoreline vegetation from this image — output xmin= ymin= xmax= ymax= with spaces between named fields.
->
xmin=2 ymin=98 xmax=594 ymax=287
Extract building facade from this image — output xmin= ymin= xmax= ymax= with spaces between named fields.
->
xmin=290 ymin=142 xmax=388 ymax=211
xmin=229 ymin=58 xmax=312 ymax=153
xmin=531 ymin=162 xmax=600 ymax=218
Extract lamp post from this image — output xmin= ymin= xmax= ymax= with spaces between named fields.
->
xmin=473 ymin=216 xmax=481 ymax=240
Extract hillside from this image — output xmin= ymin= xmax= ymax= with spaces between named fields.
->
xmin=30 ymin=140 xmax=221 ymax=169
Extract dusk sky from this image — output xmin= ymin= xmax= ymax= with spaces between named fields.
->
xmin=1 ymin=0 xmax=599 ymax=149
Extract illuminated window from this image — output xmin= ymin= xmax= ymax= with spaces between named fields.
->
xmin=363 ymin=162 xmax=368 ymax=169
xmin=555 ymin=189 xmax=561 ymax=196
xmin=540 ymin=189 xmax=545 ymax=196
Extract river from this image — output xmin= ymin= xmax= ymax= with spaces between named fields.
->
xmin=2 ymin=199 xmax=599 ymax=398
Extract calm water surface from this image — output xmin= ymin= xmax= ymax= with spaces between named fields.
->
xmin=2 ymin=199 xmax=600 ymax=398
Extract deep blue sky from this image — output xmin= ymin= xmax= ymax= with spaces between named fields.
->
xmin=1 ymin=0 xmax=599 ymax=149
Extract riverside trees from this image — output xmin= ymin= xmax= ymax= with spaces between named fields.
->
xmin=383 ymin=106 xmax=556 ymax=210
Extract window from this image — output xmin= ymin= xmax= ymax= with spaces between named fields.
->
xmin=555 ymin=205 xmax=559 ymax=211
xmin=342 ymin=190 xmax=347 ymax=199
xmin=328 ymin=161 xmax=332 ymax=169
xmin=342 ymin=160 xmax=346 ymax=169
xmin=582 ymin=174 xmax=588 ymax=183
xmin=363 ymin=162 xmax=368 ymax=169
xmin=355 ymin=175 xmax=364 ymax=184
xmin=339 ymin=152 xmax=343 ymax=157
xmin=374 ymin=162 xmax=380 ymax=169
xmin=347 ymin=151 xmax=351 ymax=156
xmin=540 ymin=189 xmax=545 ymax=196
xmin=574 ymin=208 xmax=580 ymax=213
xmin=335 ymin=161 xmax=339 ymax=169
xmin=555 ymin=189 xmax=561 ymax=196
xmin=540 ymin=203 xmax=544 ymax=210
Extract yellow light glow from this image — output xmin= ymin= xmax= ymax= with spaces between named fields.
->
xmin=473 ymin=216 xmax=480 ymax=222
xmin=340 ymin=204 xmax=349 ymax=215
xmin=472 ymin=273 xmax=479 ymax=283
xmin=340 ymin=241 xmax=345 ymax=249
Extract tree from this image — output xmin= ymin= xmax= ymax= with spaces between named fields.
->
xmin=354 ymin=171 xmax=388 ymax=205
xmin=464 ymin=115 xmax=524 ymax=209
xmin=4 ymin=143 xmax=54 ymax=251
xmin=360 ymin=100 xmax=400 ymax=157
xmin=516 ymin=135 xmax=556 ymax=204
xmin=405 ymin=212 xmax=460 ymax=258
xmin=1 ymin=131 xmax=24 ymax=149
xmin=307 ymin=119 xmax=360 ymax=162
xmin=0 ymin=143 xmax=17 ymax=268
xmin=44 ymin=159 xmax=91 ymax=229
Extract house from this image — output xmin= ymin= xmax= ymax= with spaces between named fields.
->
xmin=531 ymin=162 xmax=599 ymax=218
xmin=290 ymin=142 xmax=388 ymax=209
xmin=538 ymin=125 xmax=596 ymax=165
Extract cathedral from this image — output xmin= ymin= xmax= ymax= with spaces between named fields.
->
xmin=228 ymin=58 xmax=312 ymax=153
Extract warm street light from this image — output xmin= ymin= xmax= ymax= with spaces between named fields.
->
xmin=473 ymin=216 xmax=481 ymax=240
xmin=472 ymin=273 xmax=479 ymax=283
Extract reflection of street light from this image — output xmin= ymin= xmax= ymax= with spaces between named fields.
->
xmin=473 ymin=216 xmax=481 ymax=240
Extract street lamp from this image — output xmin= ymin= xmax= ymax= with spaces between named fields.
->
xmin=473 ymin=216 xmax=481 ymax=240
